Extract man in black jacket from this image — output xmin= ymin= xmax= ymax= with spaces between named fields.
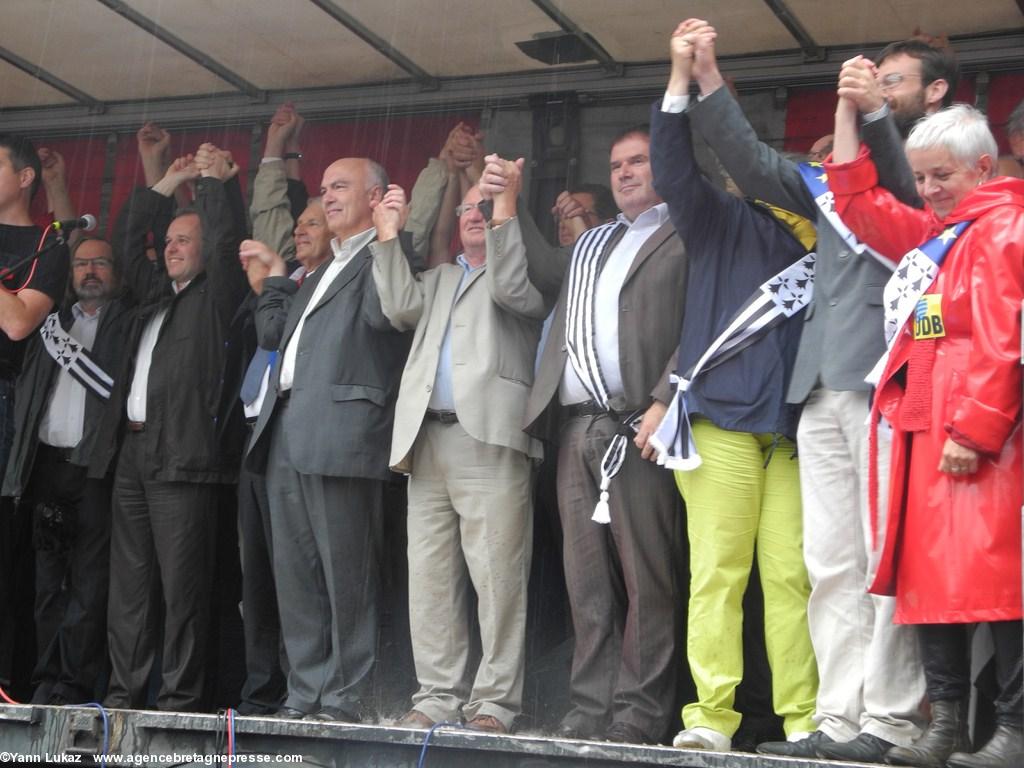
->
xmin=99 ymin=144 xmax=248 ymax=712
xmin=3 ymin=237 xmax=133 ymax=705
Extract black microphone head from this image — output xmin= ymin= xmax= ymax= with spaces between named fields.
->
xmin=79 ymin=213 xmax=97 ymax=232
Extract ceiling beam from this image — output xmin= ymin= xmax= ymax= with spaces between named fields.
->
xmin=761 ymin=0 xmax=825 ymax=61
xmin=0 ymin=45 xmax=104 ymax=112
xmin=306 ymin=0 xmax=439 ymax=90
xmin=94 ymin=0 xmax=264 ymax=101
xmin=3 ymin=30 xmax=1021 ymax=139
xmin=530 ymin=0 xmax=622 ymax=75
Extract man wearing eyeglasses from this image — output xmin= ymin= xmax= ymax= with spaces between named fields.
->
xmin=373 ymin=179 xmax=545 ymax=734
xmin=867 ymin=39 xmax=959 ymax=137
xmin=3 ymin=237 xmax=133 ymax=705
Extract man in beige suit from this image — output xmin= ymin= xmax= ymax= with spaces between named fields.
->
xmin=482 ymin=127 xmax=688 ymax=745
xmin=371 ymin=166 xmax=545 ymax=734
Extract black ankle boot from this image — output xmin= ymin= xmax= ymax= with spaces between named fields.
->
xmin=946 ymin=723 xmax=1023 ymax=768
xmin=884 ymin=699 xmax=969 ymax=767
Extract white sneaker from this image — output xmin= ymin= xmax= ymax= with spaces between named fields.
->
xmin=672 ymin=726 xmax=731 ymax=751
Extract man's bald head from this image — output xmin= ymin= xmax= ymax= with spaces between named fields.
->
xmin=319 ymin=158 xmax=388 ymax=240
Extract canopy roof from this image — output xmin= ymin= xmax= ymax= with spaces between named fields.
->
xmin=1 ymin=0 xmax=1021 ymax=137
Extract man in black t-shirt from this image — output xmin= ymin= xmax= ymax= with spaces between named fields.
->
xmin=0 ymin=135 xmax=70 ymax=461
xmin=0 ymin=133 xmax=70 ymax=699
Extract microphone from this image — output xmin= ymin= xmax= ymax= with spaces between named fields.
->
xmin=52 ymin=214 xmax=97 ymax=233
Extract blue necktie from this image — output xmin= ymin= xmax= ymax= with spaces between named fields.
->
xmin=239 ymin=348 xmax=276 ymax=406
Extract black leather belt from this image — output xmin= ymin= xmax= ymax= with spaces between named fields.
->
xmin=36 ymin=443 xmax=74 ymax=463
xmin=425 ymin=409 xmax=459 ymax=425
xmin=563 ymin=400 xmax=616 ymax=419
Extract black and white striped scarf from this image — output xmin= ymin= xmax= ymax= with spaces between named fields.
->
xmin=564 ymin=220 xmax=625 ymax=407
xmin=563 ymin=220 xmax=635 ymax=523
xmin=39 ymin=312 xmax=113 ymax=400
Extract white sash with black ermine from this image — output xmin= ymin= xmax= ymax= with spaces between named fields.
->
xmin=39 ymin=313 xmax=113 ymax=401
xmin=650 ymin=252 xmax=816 ymax=470
xmin=865 ymin=221 xmax=972 ymax=384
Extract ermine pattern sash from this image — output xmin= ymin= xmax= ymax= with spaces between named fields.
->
xmin=39 ymin=313 xmax=113 ymax=401
xmin=650 ymin=253 xmax=816 ymax=470
xmin=865 ymin=221 xmax=972 ymax=384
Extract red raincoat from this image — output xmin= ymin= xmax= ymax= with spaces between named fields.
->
xmin=825 ymin=148 xmax=1024 ymax=624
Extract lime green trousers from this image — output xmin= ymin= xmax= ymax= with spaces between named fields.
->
xmin=675 ymin=419 xmax=817 ymax=737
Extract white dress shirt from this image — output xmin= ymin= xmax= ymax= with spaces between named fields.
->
xmin=278 ymin=228 xmax=375 ymax=392
xmin=560 ymin=203 xmax=671 ymax=405
xmin=127 ymin=280 xmax=189 ymax=422
xmin=38 ymin=303 xmax=103 ymax=448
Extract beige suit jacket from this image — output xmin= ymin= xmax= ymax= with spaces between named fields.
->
xmin=373 ymin=223 xmax=546 ymax=473
xmin=514 ymin=211 xmax=688 ymax=442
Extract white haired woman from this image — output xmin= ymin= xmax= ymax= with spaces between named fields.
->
xmin=824 ymin=83 xmax=1023 ymax=768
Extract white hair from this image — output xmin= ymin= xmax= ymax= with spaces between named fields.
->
xmin=365 ymin=159 xmax=388 ymax=192
xmin=905 ymin=104 xmax=998 ymax=179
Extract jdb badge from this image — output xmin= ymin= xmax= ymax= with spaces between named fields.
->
xmin=914 ymin=294 xmax=945 ymax=340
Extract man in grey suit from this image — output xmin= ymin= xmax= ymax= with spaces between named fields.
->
xmin=239 ymin=157 xmax=413 ymax=723
xmin=483 ymin=129 xmax=688 ymax=745
xmin=680 ymin=22 xmax=957 ymax=761
xmin=373 ymin=169 xmax=544 ymax=734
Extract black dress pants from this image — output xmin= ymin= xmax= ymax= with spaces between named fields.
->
xmin=105 ymin=430 xmax=216 ymax=711
xmin=26 ymin=444 xmax=112 ymax=703
xmin=237 ymin=453 xmax=285 ymax=713
xmin=919 ymin=621 xmax=1023 ymax=725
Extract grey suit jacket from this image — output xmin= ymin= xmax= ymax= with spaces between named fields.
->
xmin=516 ymin=209 xmax=688 ymax=442
xmin=374 ymin=226 xmax=545 ymax=473
xmin=689 ymin=87 xmax=918 ymax=402
xmin=244 ymin=240 xmax=412 ymax=480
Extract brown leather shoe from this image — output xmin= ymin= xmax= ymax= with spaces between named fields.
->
xmin=465 ymin=714 xmax=509 ymax=734
xmin=397 ymin=709 xmax=435 ymax=729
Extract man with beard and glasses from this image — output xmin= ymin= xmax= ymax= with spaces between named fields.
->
xmin=4 ymin=237 xmax=134 ymax=705
xmin=860 ymin=38 xmax=959 ymax=139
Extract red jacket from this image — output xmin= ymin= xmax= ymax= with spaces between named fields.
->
xmin=826 ymin=149 xmax=1024 ymax=624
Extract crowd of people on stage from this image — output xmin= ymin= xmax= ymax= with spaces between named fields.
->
xmin=0 ymin=15 xmax=1022 ymax=767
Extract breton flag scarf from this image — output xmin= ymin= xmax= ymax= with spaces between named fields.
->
xmin=798 ymin=162 xmax=896 ymax=272
xmin=39 ymin=312 xmax=113 ymax=401
xmin=562 ymin=219 xmax=638 ymax=524
xmin=865 ymin=220 xmax=973 ymax=384
xmin=650 ymin=252 xmax=816 ymax=470
xmin=865 ymin=220 xmax=973 ymax=545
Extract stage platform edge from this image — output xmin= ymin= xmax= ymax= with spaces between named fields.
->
xmin=0 ymin=704 xmax=876 ymax=768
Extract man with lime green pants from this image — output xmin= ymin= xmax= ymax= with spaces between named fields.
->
xmin=648 ymin=18 xmax=818 ymax=751
xmin=674 ymin=422 xmax=816 ymax=748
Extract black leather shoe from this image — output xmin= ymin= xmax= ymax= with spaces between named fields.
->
xmin=605 ymin=721 xmax=652 ymax=745
xmin=307 ymin=706 xmax=360 ymax=723
xmin=885 ymin=699 xmax=969 ymax=767
xmin=946 ymin=724 xmax=1023 ymax=768
xmin=819 ymin=733 xmax=896 ymax=763
xmin=274 ymin=706 xmax=308 ymax=720
xmin=757 ymin=730 xmax=835 ymax=757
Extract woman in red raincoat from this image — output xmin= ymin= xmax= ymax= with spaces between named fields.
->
xmin=825 ymin=79 xmax=1023 ymax=768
